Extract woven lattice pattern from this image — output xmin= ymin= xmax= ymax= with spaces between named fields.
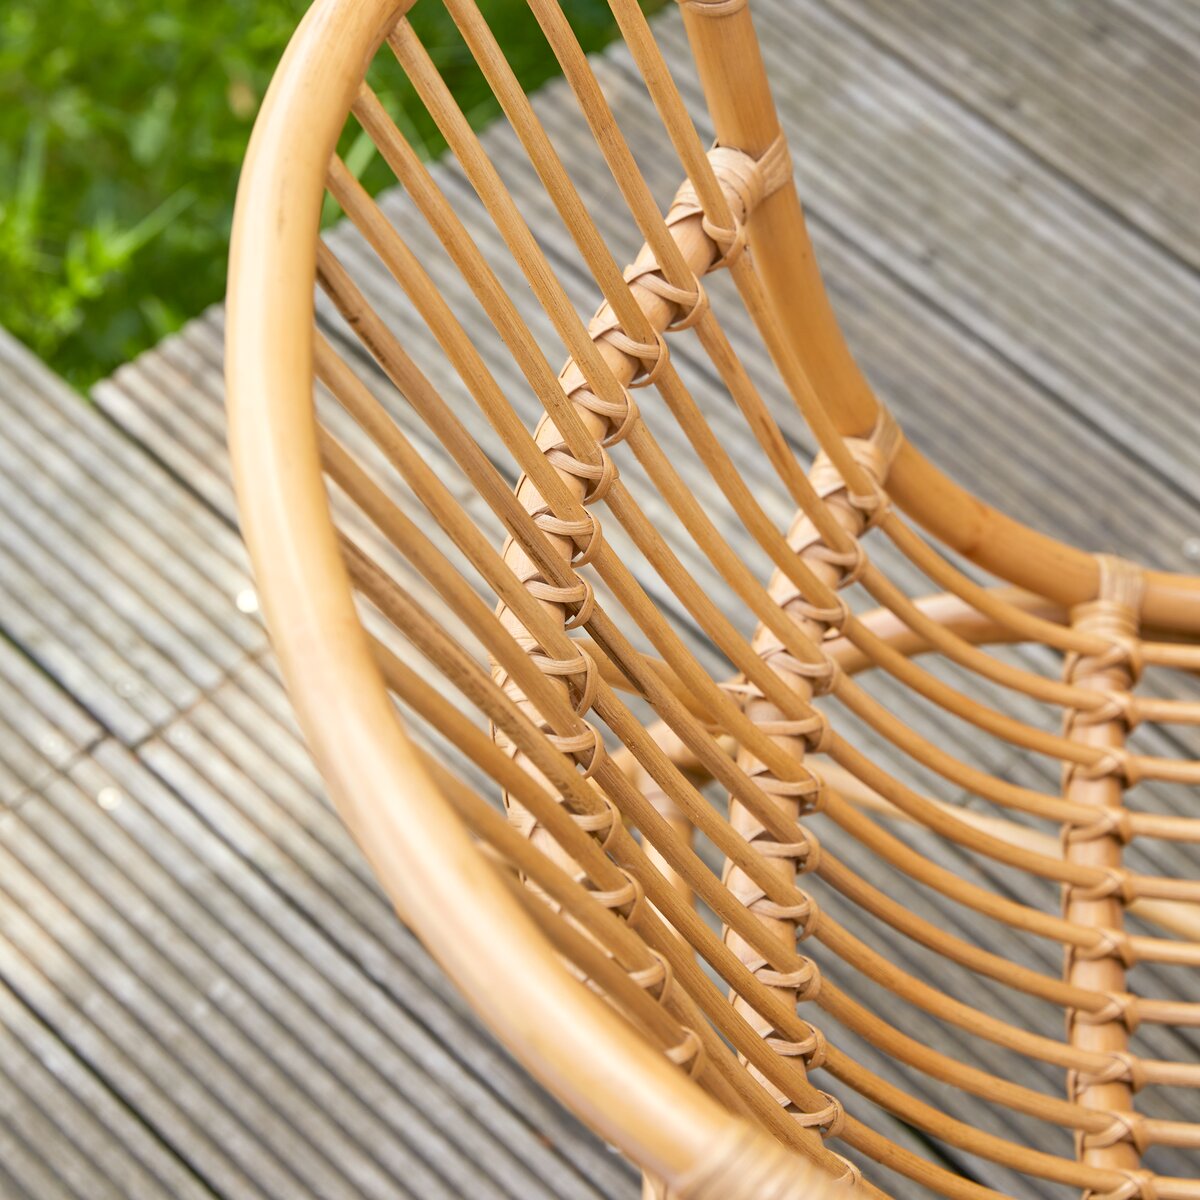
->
xmin=228 ymin=2 xmax=1200 ymax=1197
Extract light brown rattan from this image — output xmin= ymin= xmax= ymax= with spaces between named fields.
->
xmin=225 ymin=2 xmax=1200 ymax=1197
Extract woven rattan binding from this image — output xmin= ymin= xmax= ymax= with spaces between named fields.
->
xmin=226 ymin=1 xmax=1200 ymax=1196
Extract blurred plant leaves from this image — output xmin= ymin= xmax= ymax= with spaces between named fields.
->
xmin=0 ymin=0 xmax=653 ymax=388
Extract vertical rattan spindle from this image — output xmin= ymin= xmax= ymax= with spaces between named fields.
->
xmin=1062 ymin=556 xmax=1144 ymax=1186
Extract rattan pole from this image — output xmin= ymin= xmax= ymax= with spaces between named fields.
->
xmin=1062 ymin=558 xmax=1145 ymax=1191
xmin=675 ymin=0 xmax=877 ymax=436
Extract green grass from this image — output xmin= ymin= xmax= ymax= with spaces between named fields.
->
xmin=0 ymin=0 xmax=652 ymax=388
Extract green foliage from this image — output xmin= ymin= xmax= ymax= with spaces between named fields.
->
xmin=0 ymin=0 xmax=649 ymax=387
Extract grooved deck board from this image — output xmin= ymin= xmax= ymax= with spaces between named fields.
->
xmin=1109 ymin=0 xmax=1200 ymax=60
xmin=0 ymin=738 xmax=632 ymax=1200
xmin=818 ymin=0 xmax=1200 ymax=269
xmin=1 ymin=0 xmax=1196 ymax=1197
xmin=0 ymin=637 xmax=100 ymax=809
xmin=0 ymin=333 xmax=264 ymax=745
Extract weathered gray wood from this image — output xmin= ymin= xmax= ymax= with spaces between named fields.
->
xmin=0 ymin=1117 xmax=78 ymax=1200
xmin=0 ymin=636 xmax=99 ymax=808
xmin=94 ymin=313 xmax=239 ymax=524
xmin=1109 ymin=0 xmax=1200 ymax=60
xmin=0 ymin=331 xmax=265 ymax=744
xmin=817 ymin=0 xmax=1200 ymax=268
xmin=0 ymin=752 xmax=633 ymax=1200
xmin=0 ymin=972 xmax=217 ymax=1199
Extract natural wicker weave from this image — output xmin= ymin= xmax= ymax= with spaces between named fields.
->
xmin=225 ymin=2 xmax=1200 ymax=1197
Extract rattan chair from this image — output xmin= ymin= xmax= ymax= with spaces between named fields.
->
xmin=225 ymin=1 xmax=1200 ymax=1196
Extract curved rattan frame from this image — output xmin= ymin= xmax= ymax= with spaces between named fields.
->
xmin=225 ymin=0 xmax=836 ymax=1194
xmin=227 ymin=1 xmax=1200 ymax=1197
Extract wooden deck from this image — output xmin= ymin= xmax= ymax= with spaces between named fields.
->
xmin=2 ymin=1 xmax=1197 ymax=1196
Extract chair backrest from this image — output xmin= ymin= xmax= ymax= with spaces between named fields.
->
xmin=226 ymin=2 xmax=1200 ymax=1197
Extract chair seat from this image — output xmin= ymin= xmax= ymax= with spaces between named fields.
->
xmin=226 ymin=1 xmax=1200 ymax=1196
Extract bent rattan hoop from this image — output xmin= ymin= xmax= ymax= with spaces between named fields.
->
xmin=226 ymin=1 xmax=1200 ymax=1196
